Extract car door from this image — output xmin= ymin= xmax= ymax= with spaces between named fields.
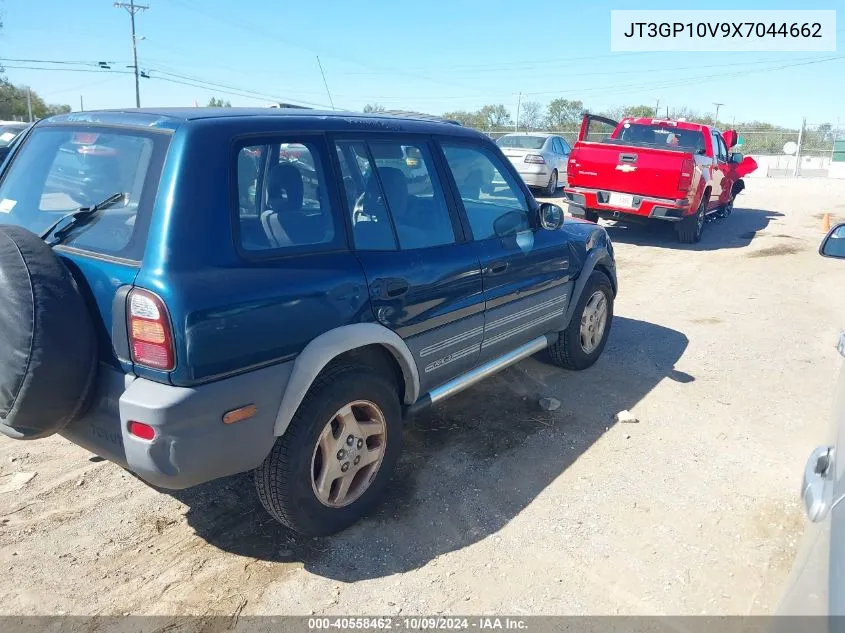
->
xmin=709 ymin=130 xmax=727 ymax=208
xmin=438 ymin=140 xmax=574 ymax=364
xmin=552 ymin=137 xmax=569 ymax=184
xmin=577 ymin=114 xmax=619 ymax=143
xmin=333 ymin=136 xmax=485 ymax=394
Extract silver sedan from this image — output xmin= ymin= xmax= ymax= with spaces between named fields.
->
xmin=496 ymin=133 xmax=571 ymax=196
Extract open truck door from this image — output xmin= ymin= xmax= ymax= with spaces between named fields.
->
xmin=577 ymin=113 xmax=619 ymax=143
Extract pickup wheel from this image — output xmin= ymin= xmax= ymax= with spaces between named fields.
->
xmin=545 ymin=170 xmax=558 ymax=196
xmin=254 ymin=364 xmax=403 ymax=536
xmin=675 ymin=196 xmax=706 ymax=244
xmin=717 ymin=198 xmax=733 ymax=218
xmin=549 ymin=270 xmax=613 ymax=371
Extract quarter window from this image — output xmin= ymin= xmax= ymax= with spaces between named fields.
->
xmin=236 ymin=140 xmax=338 ymax=253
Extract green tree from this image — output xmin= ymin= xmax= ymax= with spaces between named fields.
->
xmin=363 ymin=103 xmax=386 ymax=113
xmin=207 ymin=97 xmax=232 ymax=107
xmin=623 ymin=105 xmax=655 ymax=118
xmin=519 ymin=101 xmax=544 ymax=130
xmin=442 ymin=110 xmax=486 ymax=128
xmin=0 ymin=81 xmax=71 ymax=120
xmin=545 ymin=98 xmax=584 ymax=129
xmin=479 ymin=104 xmax=512 ymax=129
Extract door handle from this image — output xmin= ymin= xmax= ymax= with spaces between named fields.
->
xmin=488 ymin=261 xmax=509 ymax=274
xmin=384 ymin=279 xmax=409 ymax=298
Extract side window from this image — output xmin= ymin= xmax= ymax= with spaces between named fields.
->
xmin=235 ymin=140 xmax=337 ymax=253
xmin=552 ymin=138 xmax=565 ymax=154
xmin=335 ymin=141 xmax=396 ymax=251
xmin=369 ymin=140 xmax=455 ymax=249
xmin=440 ymin=143 xmax=530 ymax=241
xmin=559 ymin=138 xmax=571 ymax=155
xmin=336 ymin=139 xmax=456 ymax=251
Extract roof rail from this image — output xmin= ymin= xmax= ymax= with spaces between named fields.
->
xmin=379 ymin=110 xmax=463 ymax=126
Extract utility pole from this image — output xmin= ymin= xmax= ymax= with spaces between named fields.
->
xmin=80 ymin=95 xmax=84 ymax=112
xmin=515 ymin=92 xmax=522 ymax=132
xmin=713 ymin=102 xmax=724 ymax=123
xmin=793 ymin=117 xmax=805 ymax=177
xmin=26 ymin=88 xmax=33 ymax=122
xmin=114 ymin=0 xmax=148 ymax=108
xmin=654 ymin=98 xmax=659 ymax=118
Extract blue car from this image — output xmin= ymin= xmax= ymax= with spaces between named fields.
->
xmin=0 ymin=108 xmax=616 ymax=536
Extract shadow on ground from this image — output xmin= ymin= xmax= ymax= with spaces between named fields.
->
xmin=602 ymin=206 xmax=784 ymax=251
xmin=170 ymin=316 xmax=689 ymax=581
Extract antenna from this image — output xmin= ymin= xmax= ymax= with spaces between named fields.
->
xmin=316 ymin=56 xmax=335 ymax=111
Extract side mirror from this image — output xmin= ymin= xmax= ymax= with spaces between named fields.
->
xmin=493 ymin=210 xmax=528 ymax=237
xmin=538 ymin=202 xmax=564 ymax=230
xmin=723 ymin=130 xmax=738 ymax=149
xmin=820 ymin=223 xmax=845 ymax=259
xmin=730 ymin=152 xmax=743 ymax=164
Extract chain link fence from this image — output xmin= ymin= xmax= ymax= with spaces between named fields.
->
xmin=483 ymin=122 xmax=845 ymax=178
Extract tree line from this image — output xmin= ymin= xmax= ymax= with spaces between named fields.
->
xmin=362 ymin=99 xmax=840 ymax=157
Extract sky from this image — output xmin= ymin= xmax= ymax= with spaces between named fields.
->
xmin=0 ymin=0 xmax=842 ymax=127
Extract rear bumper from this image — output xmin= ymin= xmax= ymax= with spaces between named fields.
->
xmin=564 ymin=187 xmax=693 ymax=221
xmin=60 ymin=361 xmax=292 ymax=489
xmin=516 ymin=168 xmax=551 ymax=188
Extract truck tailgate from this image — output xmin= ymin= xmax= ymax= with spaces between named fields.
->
xmin=568 ymin=142 xmax=692 ymax=200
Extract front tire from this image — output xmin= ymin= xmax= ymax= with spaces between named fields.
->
xmin=254 ymin=364 xmax=403 ymax=536
xmin=675 ymin=195 xmax=706 ymax=244
xmin=549 ymin=270 xmax=614 ymax=370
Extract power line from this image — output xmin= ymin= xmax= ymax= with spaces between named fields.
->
xmin=0 ymin=65 xmax=132 ymax=74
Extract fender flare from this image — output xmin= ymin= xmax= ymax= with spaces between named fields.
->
xmin=564 ymin=247 xmax=615 ymax=326
xmin=272 ymin=323 xmax=420 ymax=436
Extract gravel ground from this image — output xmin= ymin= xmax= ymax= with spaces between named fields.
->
xmin=1 ymin=177 xmax=845 ymax=617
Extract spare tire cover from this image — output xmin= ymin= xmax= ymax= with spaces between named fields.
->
xmin=0 ymin=226 xmax=97 ymax=439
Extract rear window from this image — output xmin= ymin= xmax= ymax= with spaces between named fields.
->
xmin=612 ymin=124 xmax=706 ymax=153
xmin=497 ymin=135 xmax=547 ymax=150
xmin=0 ymin=125 xmax=170 ymax=260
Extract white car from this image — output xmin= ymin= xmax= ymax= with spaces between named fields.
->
xmin=496 ymin=133 xmax=571 ymax=196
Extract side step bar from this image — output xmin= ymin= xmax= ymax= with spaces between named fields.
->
xmin=405 ymin=334 xmax=552 ymax=417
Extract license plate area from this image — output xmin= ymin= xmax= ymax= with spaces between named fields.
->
xmin=608 ymin=192 xmax=634 ymax=208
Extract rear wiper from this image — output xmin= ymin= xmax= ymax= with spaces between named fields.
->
xmin=40 ymin=192 xmax=127 ymax=246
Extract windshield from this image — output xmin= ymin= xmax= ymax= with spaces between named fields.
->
xmin=497 ymin=135 xmax=547 ymax=150
xmin=0 ymin=125 xmax=170 ymax=260
xmin=612 ymin=124 xmax=706 ymax=153
xmin=0 ymin=125 xmax=26 ymax=148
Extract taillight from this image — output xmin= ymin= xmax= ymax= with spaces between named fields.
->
xmin=128 ymin=289 xmax=175 ymax=371
xmin=524 ymin=154 xmax=546 ymax=164
xmin=677 ymin=158 xmax=694 ymax=192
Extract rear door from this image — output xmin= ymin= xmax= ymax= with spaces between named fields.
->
xmin=577 ymin=114 xmax=619 ymax=143
xmin=438 ymin=140 xmax=573 ymax=364
xmin=333 ymin=136 xmax=485 ymax=393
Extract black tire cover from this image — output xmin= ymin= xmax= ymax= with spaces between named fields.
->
xmin=0 ymin=226 xmax=97 ymax=439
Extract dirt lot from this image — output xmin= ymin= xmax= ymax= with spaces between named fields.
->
xmin=2 ymin=178 xmax=845 ymax=616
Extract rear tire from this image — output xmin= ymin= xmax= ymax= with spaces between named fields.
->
xmin=675 ymin=196 xmax=706 ymax=244
xmin=545 ymin=170 xmax=558 ymax=196
xmin=549 ymin=270 xmax=614 ymax=371
xmin=254 ymin=364 xmax=403 ymax=536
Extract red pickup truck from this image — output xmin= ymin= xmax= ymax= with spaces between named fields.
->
xmin=563 ymin=115 xmax=757 ymax=243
